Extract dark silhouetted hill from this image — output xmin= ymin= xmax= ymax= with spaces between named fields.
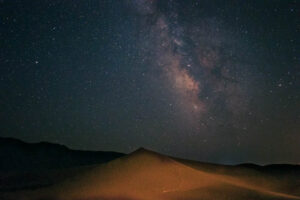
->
xmin=0 ymin=137 xmax=125 ymax=172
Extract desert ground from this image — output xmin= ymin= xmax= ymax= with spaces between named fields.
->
xmin=1 ymin=148 xmax=299 ymax=200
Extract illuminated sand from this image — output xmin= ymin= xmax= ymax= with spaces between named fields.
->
xmin=5 ymin=148 xmax=300 ymax=200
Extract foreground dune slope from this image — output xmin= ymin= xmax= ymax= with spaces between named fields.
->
xmin=5 ymin=148 xmax=300 ymax=200
xmin=176 ymin=158 xmax=300 ymax=197
xmin=162 ymin=183 xmax=298 ymax=200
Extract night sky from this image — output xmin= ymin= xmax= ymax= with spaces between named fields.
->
xmin=0 ymin=0 xmax=299 ymax=164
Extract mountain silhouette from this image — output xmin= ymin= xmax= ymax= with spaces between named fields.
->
xmin=0 ymin=137 xmax=125 ymax=172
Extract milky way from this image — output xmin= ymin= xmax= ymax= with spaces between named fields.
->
xmin=133 ymin=0 xmax=251 ymax=136
xmin=1 ymin=0 xmax=299 ymax=164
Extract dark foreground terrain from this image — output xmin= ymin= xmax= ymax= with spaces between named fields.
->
xmin=0 ymin=138 xmax=299 ymax=200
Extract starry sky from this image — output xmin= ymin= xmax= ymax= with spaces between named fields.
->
xmin=0 ymin=0 xmax=299 ymax=164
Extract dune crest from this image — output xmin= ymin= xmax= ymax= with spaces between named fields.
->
xmin=7 ymin=148 xmax=300 ymax=200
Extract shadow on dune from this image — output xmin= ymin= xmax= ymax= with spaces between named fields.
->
xmin=1 ymin=146 xmax=299 ymax=200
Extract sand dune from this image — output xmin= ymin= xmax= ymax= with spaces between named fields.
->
xmin=3 ymin=148 xmax=300 ymax=200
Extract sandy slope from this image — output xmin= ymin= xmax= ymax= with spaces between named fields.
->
xmin=175 ymin=158 xmax=300 ymax=197
xmin=3 ymin=148 xmax=300 ymax=200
